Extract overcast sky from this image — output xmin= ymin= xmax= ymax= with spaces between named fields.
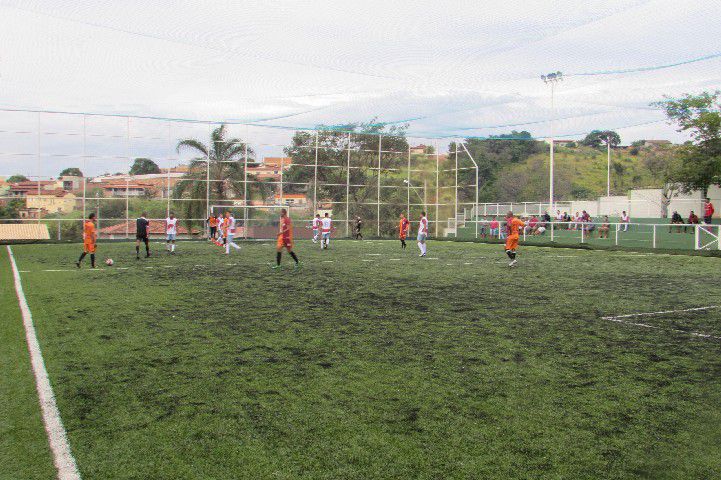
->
xmin=1 ymin=0 xmax=720 ymax=177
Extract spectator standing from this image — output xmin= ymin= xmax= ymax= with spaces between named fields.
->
xmin=489 ymin=217 xmax=500 ymax=238
xmin=620 ymin=211 xmax=630 ymax=232
xmin=703 ymin=198 xmax=714 ymax=224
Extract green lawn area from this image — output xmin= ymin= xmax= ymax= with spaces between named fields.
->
xmin=3 ymin=239 xmax=721 ymax=479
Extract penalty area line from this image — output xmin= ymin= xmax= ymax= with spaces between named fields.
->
xmin=6 ymin=246 xmax=82 ymax=479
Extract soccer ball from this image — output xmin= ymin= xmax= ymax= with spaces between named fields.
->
xmin=105 ymin=258 xmax=114 ymax=266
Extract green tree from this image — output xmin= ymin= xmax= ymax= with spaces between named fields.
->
xmin=283 ymin=120 xmax=409 ymax=235
xmin=581 ymin=130 xmax=621 ymax=149
xmin=451 ymin=131 xmax=545 ymax=200
xmin=654 ymin=91 xmax=721 ymax=194
xmin=129 ymin=158 xmax=161 ymax=175
xmin=60 ymin=167 xmax=83 ymax=177
xmin=174 ymin=124 xmax=268 ymax=228
xmin=6 ymin=174 xmax=29 ymax=183
xmin=643 ymin=146 xmax=683 ymax=217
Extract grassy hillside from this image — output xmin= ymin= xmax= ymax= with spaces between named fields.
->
xmin=490 ymin=144 xmax=666 ymax=202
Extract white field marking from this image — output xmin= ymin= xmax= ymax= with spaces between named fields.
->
xmin=446 ymin=263 xmax=454 ymax=266
xmin=322 ymin=260 xmax=334 ymax=263
xmin=389 ymin=258 xmax=401 ymax=261
xmin=464 ymin=262 xmax=473 ymax=265
xmin=601 ymin=306 xmax=720 ymax=321
xmin=19 ymin=270 xmax=30 ymax=272
xmin=426 ymin=257 xmax=439 ymax=260
xmin=603 ymin=317 xmax=721 ymax=340
xmin=362 ymin=259 xmax=374 ymax=262
xmin=601 ymin=306 xmax=721 ymax=340
xmin=225 ymin=263 xmax=238 ymax=266
xmin=193 ymin=264 xmax=207 ymax=267
xmin=144 ymin=266 xmax=154 ymax=269
xmin=6 ymin=247 xmax=82 ymax=480
xmin=366 ymin=253 xmax=382 ymax=256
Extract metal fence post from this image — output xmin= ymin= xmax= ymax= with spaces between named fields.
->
xmin=652 ymin=224 xmax=656 ymax=249
xmin=346 ymin=132 xmax=351 ymax=238
xmin=377 ymin=134 xmax=381 ymax=237
xmin=550 ymin=222 xmax=554 ymax=241
xmin=435 ymin=140 xmax=439 ymax=237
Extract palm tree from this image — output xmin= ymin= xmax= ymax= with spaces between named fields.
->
xmin=174 ymin=124 xmax=271 ymax=229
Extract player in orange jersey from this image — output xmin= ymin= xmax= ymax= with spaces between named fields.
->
xmin=76 ymin=213 xmax=97 ymax=268
xmin=273 ymin=208 xmax=300 ymax=269
xmin=398 ymin=212 xmax=410 ymax=249
xmin=504 ymin=211 xmax=525 ymax=267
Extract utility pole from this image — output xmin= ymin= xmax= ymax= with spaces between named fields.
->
xmin=541 ymin=71 xmax=563 ymax=213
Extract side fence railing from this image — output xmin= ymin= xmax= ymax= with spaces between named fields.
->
xmin=1 ymin=216 xmax=718 ymax=251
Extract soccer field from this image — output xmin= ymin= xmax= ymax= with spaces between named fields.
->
xmin=3 ymin=240 xmax=721 ymax=479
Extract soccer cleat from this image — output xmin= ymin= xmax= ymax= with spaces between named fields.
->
xmin=75 ymin=261 xmax=81 ymax=268
xmin=271 ymin=264 xmax=282 ymax=270
xmin=509 ymin=259 xmax=517 ymax=267
xmin=293 ymin=262 xmax=303 ymax=269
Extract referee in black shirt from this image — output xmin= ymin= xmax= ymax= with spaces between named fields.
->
xmin=136 ymin=212 xmax=151 ymax=259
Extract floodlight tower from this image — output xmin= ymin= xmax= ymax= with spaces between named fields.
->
xmin=541 ymin=71 xmax=563 ymax=213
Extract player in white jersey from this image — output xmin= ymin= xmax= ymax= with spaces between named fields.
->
xmin=417 ymin=211 xmax=428 ymax=257
xmin=224 ymin=212 xmax=241 ymax=254
xmin=216 ymin=213 xmax=225 ymax=243
xmin=165 ymin=212 xmax=178 ymax=254
xmin=320 ymin=213 xmax=332 ymax=249
xmin=311 ymin=214 xmax=321 ymax=243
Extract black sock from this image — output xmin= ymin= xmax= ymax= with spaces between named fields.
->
xmin=90 ymin=254 xmax=95 ymax=268
xmin=510 ymin=251 xmax=516 ymax=260
xmin=290 ymin=251 xmax=299 ymax=263
xmin=276 ymin=252 xmax=282 ymax=265
xmin=136 ymin=245 xmax=140 ymax=256
xmin=78 ymin=252 xmax=86 ymax=263
xmin=145 ymin=239 xmax=150 ymax=254
xmin=506 ymin=250 xmax=513 ymax=260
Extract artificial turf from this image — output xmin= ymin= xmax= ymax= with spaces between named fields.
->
xmin=2 ymin=239 xmax=721 ymax=479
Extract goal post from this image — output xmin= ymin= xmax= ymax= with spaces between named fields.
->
xmin=694 ymin=224 xmax=720 ymax=250
xmin=209 ymin=203 xmax=317 ymax=240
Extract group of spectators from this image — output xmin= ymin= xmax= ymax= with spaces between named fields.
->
xmin=478 ymin=209 xmax=628 ymax=239
xmin=668 ymin=197 xmax=715 ymax=233
xmin=477 ymin=199 xmax=715 ymax=239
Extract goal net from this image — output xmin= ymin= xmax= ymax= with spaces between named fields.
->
xmin=695 ymin=224 xmax=721 ymax=250
xmin=209 ymin=204 xmax=318 ymax=240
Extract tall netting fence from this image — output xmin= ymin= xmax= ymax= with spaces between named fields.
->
xmin=0 ymin=111 xmax=474 ymax=242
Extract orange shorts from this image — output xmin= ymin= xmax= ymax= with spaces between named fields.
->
xmin=505 ymin=235 xmax=519 ymax=251
xmin=277 ymin=235 xmax=293 ymax=249
xmin=84 ymin=241 xmax=96 ymax=254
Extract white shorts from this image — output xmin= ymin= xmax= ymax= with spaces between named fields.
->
xmin=417 ymin=233 xmax=427 ymax=242
xmin=166 ymin=233 xmax=176 ymax=241
xmin=322 ymin=232 xmax=330 ymax=239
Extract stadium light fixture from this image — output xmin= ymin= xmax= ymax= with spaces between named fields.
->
xmin=541 ymin=71 xmax=563 ymax=213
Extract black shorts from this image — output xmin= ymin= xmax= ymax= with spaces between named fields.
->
xmin=136 ymin=235 xmax=148 ymax=241
xmin=210 ymin=226 xmax=217 ymax=236
xmin=704 ymin=216 xmax=713 ymax=224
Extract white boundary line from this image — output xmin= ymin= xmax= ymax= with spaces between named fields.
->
xmin=6 ymin=246 xmax=82 ymax=480
xmin=601 ymin=305 xmax=721 ymax=340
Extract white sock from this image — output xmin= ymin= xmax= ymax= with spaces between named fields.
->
xmin=231 ymin=242 xmax=240 ymax=250
xmin=171 ymin=244 xmax=175 ymax=252
xmin=422 ymin=243 xmax=427 ymax=255
xmin=418 ymin=242 xmax=422 ymax=253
